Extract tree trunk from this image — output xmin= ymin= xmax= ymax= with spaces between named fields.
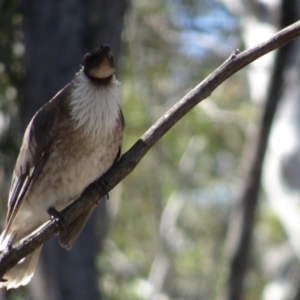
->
xmin=21 ymin=0 xmax=126 ymax=299
xmin=227 ymin=1 xmax=299 ymax=299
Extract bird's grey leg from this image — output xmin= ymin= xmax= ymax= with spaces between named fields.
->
xmin=47 ymin=207 xmax=66 ymax=231
xmin=96 ymin=178 xmax=109 ymax=200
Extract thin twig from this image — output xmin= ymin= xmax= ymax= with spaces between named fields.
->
xmin=0 ymin=20 xmax=300 ymax=278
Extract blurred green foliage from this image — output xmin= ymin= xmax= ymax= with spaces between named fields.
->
xmin=0 ymin=0 xmax=24 ymax=220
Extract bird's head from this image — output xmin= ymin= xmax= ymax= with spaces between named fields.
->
xmin=83 ymin=45 xmax=115 ymax=80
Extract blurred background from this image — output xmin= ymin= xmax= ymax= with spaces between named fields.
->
xmin=0 ymin=0 xmax=300 ymax=299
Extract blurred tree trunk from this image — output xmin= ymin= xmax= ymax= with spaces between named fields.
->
xmin=20 ymin=1 xmax=126 ymax=299
xmin=227 ymin=1 xmax=299 ymax=299
xmin=262 ymin=1 xmax=300 ymax=300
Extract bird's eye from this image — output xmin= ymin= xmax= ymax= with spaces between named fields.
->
xmin=84 ymin=54 xmax=92 ymax=64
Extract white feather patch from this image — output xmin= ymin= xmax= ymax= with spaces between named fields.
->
xmin=70 ymin=70 xmax=121 ymax=136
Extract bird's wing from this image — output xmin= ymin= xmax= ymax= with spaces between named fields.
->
xmin=6 ymin=102 xmax=58 ymax=231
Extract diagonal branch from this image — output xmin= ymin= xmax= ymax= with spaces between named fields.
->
xmin=1 ymin=20 xmax=300 ymax=279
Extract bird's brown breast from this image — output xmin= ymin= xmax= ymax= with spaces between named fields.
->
xmin=27 ymin=114 xmax=123 ymax=214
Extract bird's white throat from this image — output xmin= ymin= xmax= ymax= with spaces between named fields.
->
xmin=70 ymin=70 xmax=121 ymax=136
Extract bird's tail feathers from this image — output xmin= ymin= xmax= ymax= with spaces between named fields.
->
xmin=0 ymin=246 xmax=42 ymax=289
xmin=0 ymin=224 xmax=42 ymax=289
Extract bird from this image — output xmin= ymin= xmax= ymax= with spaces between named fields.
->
xmin=0 ymin=45 xmax=125 ymax=289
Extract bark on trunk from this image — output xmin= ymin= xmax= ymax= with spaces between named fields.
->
xmin=227 ymin=1 xmax=299 ymax=299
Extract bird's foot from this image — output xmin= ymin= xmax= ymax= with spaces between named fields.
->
xmin=47 ymin=207 xmax=66 ymax=231
xmin=96 ymin=178 xmax=110 ymax=200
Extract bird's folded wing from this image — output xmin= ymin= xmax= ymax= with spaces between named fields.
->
xmin=6 ymin=103 xmax=58 ymax=232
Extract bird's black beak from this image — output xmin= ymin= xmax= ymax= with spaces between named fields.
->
xmin=83 ymin=45 xmax=115 ymax=79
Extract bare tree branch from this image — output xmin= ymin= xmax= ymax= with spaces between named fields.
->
xmin=0 ymin=20 xmax=300 ymax=279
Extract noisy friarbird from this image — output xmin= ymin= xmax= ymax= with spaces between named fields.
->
xmin=0 ymin=45 xmax=124 ymax=289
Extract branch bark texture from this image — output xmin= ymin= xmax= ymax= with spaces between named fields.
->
xmin=1 ymin=20 xmax=300 ymax=279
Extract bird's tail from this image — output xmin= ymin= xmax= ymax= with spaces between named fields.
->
xmin=0 ymin=246 xmax=42 ymax=289
xmin=0 ymin=227 xmax=42 ymax=289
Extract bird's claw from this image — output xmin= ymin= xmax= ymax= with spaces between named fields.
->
xmin=47 ymin=207 xmax=66 ymax=231
xmin=96 ymin=178 xmax=110 ymax=200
